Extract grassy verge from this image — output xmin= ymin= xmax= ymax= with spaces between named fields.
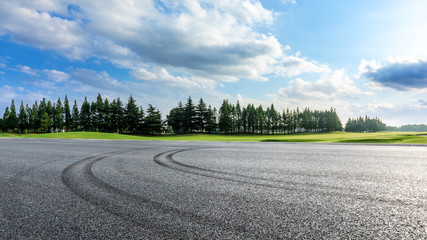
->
xmin=1 ymin=131 xmax=427 ymax=144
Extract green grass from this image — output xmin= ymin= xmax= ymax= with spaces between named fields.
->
xmin=1 ymin=131 xmax=427 ymax=144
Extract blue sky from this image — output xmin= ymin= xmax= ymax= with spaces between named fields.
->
xmin=1 ymin=0 xmax=427 ymax=126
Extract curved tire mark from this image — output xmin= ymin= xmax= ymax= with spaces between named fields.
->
xmin=154 ymin=148 xmax=427 ymax=207
xmin=61 ymin=149 xmax=250 ymax=239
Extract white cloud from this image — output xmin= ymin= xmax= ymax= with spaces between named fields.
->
xmin=0 ymin=0 xmax=323 ymax=93
xmin=43 ymin=69 xmax=70 ymax=82
xmin=282 ymin=0 xmax=297 ymax=5
xmin=16 ymin=65 xmax=38 ymax=75
xmin=131 ymin=67 xmax=218 ymax=91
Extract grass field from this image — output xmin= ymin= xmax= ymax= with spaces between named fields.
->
xmin=1 ymin=131 xmax=427 ymax=144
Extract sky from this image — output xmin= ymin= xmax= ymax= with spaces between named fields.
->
xmin=1 ymin=0 xmax=427 ymax=127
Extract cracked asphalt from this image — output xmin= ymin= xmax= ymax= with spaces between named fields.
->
xmin=0 ymin=138 xmax=426 ymax=239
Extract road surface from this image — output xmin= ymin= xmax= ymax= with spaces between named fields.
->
xmin=0 ymin=139 xmax=426 ymax=239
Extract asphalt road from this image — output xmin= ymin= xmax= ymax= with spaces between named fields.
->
xmin=0 ymin=139 xmax=426 ymax=239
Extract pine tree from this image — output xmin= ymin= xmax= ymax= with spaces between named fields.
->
xmin=3 ymin=107 xmax=10 ymax=132
xmin=126 ymin=95 xmax=139 ymax=133
xmin=54 ymin=98 xmax=64 ymax=132
xmin=80 ymin=97 xmax=91 ymax=131
xmin=145 ymin=104 xmax=162 ymax=134
xmin=195 ymin=98 xmax=208 ymax=132
xmin=9 ymin=100 xmax=18 ymax=132
xmin=40 ymin=112 xmax=51 ymax=133
xmin=101 ymin=98 xmax=110 ymax=132
xmin=71 ymin=100 xmax=79 ymax=131
xmin=95 ymin=93 xmax=104 ymax=131
xmin=18 ymin=101 xmax=28 ymax=133
xmin=184 ymin=96 xmax=196 ymax=133
xmin=64 ymin=95 xmax=71 ymax=131
xmin=219 ymin=100 xmax=232 ymax=133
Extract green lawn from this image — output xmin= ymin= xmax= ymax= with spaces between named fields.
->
xmin=1 ymin=131 xmax=427 ymax=144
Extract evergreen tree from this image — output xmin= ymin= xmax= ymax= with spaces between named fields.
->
xmin=90 ymin=101 xmax=97 ymax=131
xmin=126 ymin=95 xmax=139 ymax=133
xmin=8 ymin=100 xmax=18 ymax=132
xmin=80 ymin=97 xmax=91 ymax=131
xmin=54 ymin=98 xmax=64 ymax=132
xmin=205 ymin=105 xmax=217 ymax=133
xmin=31 ymin=102 xmax=40 ymax=132
xmin=137 ymin=106 xmax=145 ymax=133
xmin=40 ymin=112 xmax=51 ymax=133
xmin=101 ymin=98 xmax=111 ymax=132
xmin=219 ymin=100 xmax=232 ymax=133
xmin=64 ymin=95 xmax=71 ymax=132
xmin=18 ymin=101 xmax=28 ymax=133
xmin=235 ymin=101 xmax=242 ymax=133
xmin=95 ymin=93 xmax=104 ymax=131
xmin=184 ymin=96 xmax=196 ymax=133
xmin=3 ymin=107 xmax=10 ymax=132
xmin=145 ymin=104 xmax=162 ymax=134
xmin=71 ymin=100 xmax=79 ymax=131
xmin=195 ymin=98 xmax=208 ymax=132
xmin=256 ymin=105 xmax=264 ymax=134
xmin=26 ymin=104 xmax=33 ymax=133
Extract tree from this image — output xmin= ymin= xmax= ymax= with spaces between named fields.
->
xmin=8 ymin=100 xmax=18 ymax=132
xmin=3 ymin=107 xmax=10 ymax=132
xmin=195 ymin=98 xmax=208 ymax=132
xmin=235 ymin=101 xmax=242 ymax=133
xmin=94 ymin=93 xmax=104 ymax=131
xmin=80 ymin=97 xmax=91 ymax=131
xmin=205 ymin=105 xmax=217 ymax=133
xmin=256 ymin=105 xmax=264 ymax=134
xmin=126 ymin=95 xmax=139 ymax=133
xmin=30 ymin=102 xmax=40 ymax=132
xmin=64 ymin=95 xmax=71 ymax=132
xmin=145 ymin=104 xmax=162 ymax=134
xmin=53 ymin=98 xmax=64 ymax=132
xmin=18 ymin=101 xmax=28 ymax=133
xmin=40 ymin=112 xmax=51 ymax=133
xmin=167 ymin=106 xmax=185 ymax=134
xmin=184 ymin=96 xmax=196 ymax=133
xmin=100 ymin=98 xmax=111 ymax=132
xmin=218 ymin=100 xmax=232 ymax=133
xmin=71 ymin=100 xmax=79 ymax=131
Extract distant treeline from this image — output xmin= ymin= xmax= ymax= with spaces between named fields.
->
xmin=387 ymin=124 xmax=427 ymax=132
xmin=167 ymin=97 xmax=343 ymax=134
xmin=2 ymin=94 xmax=397 ymax=135
xmin=0 ymin=94 xmax=162 ymax=134
xmin=344 ymin=116 xmax=387 ymax=132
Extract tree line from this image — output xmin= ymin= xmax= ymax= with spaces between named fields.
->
xmin=2 ymin=94 xmax=392 ymax=135
xmin=344 ymin=116 xmax=387 ymax=132
xmin=387 ymin=124 xmax=427 ymax=132
xmin=0 ymin=93 xmax=162 ymax=134
xmin=167 ymin=97 xmax=343 ymax=134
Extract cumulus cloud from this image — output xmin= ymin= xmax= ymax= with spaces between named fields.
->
xmin=0 ymin=1 xmax=88 ymax=59
xmin=16 ymin=65 xmax=38 ymax=75
xmin=277 ymin=69 xmax=365 ymax=101
xmin=131 ymin=67 xmax=217 ymax=90
xmin=360 ymin=58 xmax=427 ymax=91
xmin=43 ymin=69 xmax=70 ymax=82
xmin=0 ymin=0 xmax=323 ymax=91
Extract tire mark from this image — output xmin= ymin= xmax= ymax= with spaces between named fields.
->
xmin=61 ymin=149 xmax=254 ymax=239
xmin=154 ymin=148 xmax=427 ymax=208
